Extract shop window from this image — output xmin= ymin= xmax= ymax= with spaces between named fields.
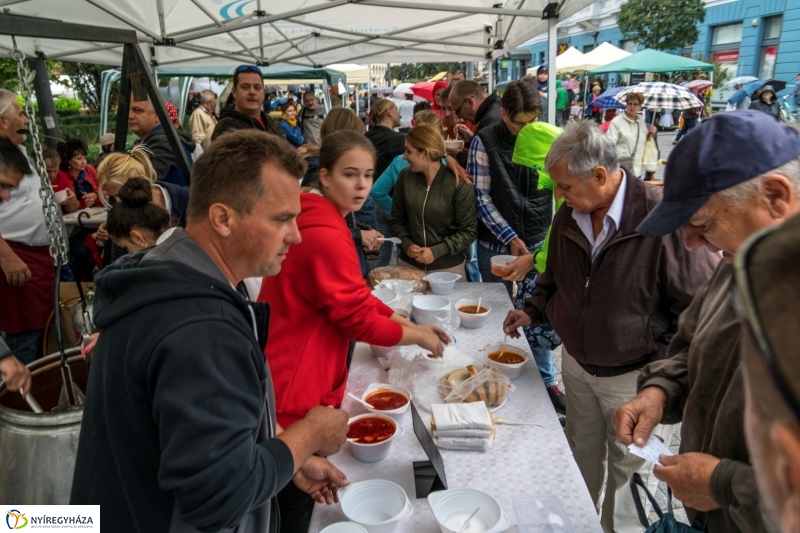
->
xmin=621 ymin=40 xmax=638 ymax=54
xmin=712 ymin=23 xmax=743 ymax=46
xmin=764 ymin=16 xmax=782 ymax=40
xmin=758 ymin=45 xmax=778 ymax=80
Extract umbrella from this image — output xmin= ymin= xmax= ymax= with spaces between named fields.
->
xmin=684 ymin=80 xmax=714 ymax=91
xmin=729 ymin=79 xmax=788 ymax=104
xmin=591 ymin=86 xmax=628 ymax=110
xmin=614 ymin=82 xmax=703 ymax=110
xmin=392 ymin=82 xmax=415 ymax=99
xmin=410 ymin=81 xmax=437 ymax=101
xmin=721 ymin=76 xmax=759 ymax=90
xmin=270 ymin=97 xmax=288 ymax=110
xmin=370 ymin=86 xmax=394 ymax=95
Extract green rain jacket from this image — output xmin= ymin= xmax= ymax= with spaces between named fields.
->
xmin=511 ymin=121 xmax=563 ymax=273
xmin=555 ymin=80 xmax=569 ymax=111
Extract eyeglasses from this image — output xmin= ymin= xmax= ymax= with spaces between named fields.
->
xmin=511 ymin=114 xmax=538 ymax=127
xmin=235 ymin=65 xmax=263 ymax=75
xmin=732 ymin=226 xmax=800 ymax=421
xmin=454 ymin=96 xmax=471 ymax=117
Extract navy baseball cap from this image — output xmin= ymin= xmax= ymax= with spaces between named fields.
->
xmin=638 ymin=110 xmax=800 ymax=236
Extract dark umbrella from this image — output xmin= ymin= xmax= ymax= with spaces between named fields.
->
xmin=729 ymin=79 xmax=787 ymax=104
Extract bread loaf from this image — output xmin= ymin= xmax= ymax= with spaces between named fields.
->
xmin=439 ymin=365 xmax=507 ymax=408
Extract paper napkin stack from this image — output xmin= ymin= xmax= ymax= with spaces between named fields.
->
xmin=430 ymin=402 xmax=495 ymax=451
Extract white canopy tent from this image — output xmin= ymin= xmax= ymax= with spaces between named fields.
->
xmin=578 ymin=42 xmax=632 ymax=72
xmin=326 ymin=64 xmax=371 ymax=85
xmin=526 ymin=46 xmax=585 ymax=75
xmin=0 ymin=0 xmax=599 ymax=124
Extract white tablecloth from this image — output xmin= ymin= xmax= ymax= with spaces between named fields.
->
xmin=309 ymin=283 xmax=602 ymax=533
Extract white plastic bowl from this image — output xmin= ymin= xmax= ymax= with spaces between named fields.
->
xmin=445 ymin=139 xmax=464 ymax=151
xmin=489 ymin=255 xmax=517 ymax=279
xmin=423 ymin=272 xmax=462 ymax=295
xmin=428 ymin=488 xmax=510 ymax=533
xmin=320 ymin=523 xmax=369 ymax=533
xmin=340 ymin=479 xmax=413 ymax=533
xmin=361 ymin=383 xmax=412 ymax=421
xmin=347 ymin=413 xmax=404 ymax=463
xmin=455 ymin=299 xmax=492 ymax=329
xmin=483 ymin=342 xmax=529 ymax=380
xmin=412 ymin=295 xmax=452 ymax=325
xmin=371 ymin=288 xmax=400 ymax=307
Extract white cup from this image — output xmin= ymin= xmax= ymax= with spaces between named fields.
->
xmin=54 ymin=190 xmax=68 ymax=203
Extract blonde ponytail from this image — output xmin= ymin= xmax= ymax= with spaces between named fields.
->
xmin=97 ymin=145 xmax=157 ymax=208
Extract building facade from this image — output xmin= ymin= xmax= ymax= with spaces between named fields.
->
xmin=517 ymin=0 xmax=800 ymax=101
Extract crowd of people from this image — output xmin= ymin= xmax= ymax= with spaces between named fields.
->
xmin=1 ymin=62 xmax=800 ymax=533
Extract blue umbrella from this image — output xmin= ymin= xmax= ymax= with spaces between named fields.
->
xmin=591 ymin=86 xmax=627 ymax=109
xmin=728 ymin=79 xmax=787 ymax=105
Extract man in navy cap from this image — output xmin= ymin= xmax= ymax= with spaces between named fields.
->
xmin=613 ymin=110 xmax=800 ymax=533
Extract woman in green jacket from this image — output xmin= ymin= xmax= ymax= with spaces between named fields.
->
xmin=390 ymin=123 xmax=478 ymax=275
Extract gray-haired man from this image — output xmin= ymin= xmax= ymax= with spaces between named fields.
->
xmin=189 ymin=89 xmax=217 ymax=144
xmin=504 ymin=121 xmax=718 ymax=532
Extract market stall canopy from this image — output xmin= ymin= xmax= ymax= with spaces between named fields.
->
xmin=327 ymin=64 xmax=371 ymax=85
xmin=578 ymin=42 xmax=631 ymax=71
xmin=588 ymin=48 xmax=714 ymax=75
xmin=552 ymin=47 xmax=585 ymax=73
xmin=0 ymin=0 xmax=598 ymax=67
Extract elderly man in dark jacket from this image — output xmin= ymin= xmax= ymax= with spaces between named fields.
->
xmin=504 ymin=120 xmax=718 ymax=533
xmin=613 ymin=111 xmax=800 ymax=533
xmin=71 ymin=131 xmax=350 ymax=533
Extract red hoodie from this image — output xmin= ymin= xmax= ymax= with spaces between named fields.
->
xmin=258 ymin=192 xmax=404 ymax=427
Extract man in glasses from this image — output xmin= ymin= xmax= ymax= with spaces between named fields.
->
xmin=613 ymin=110 xmax=800 ymax=533
xmin=212 ymin=65 xmax=285 ymax=142
xmin=737 ymin=214 xmax=800 ymax=533
xmin=448 ymin=79 xmax=501 ymax=146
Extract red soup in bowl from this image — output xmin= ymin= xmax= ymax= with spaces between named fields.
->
xmin=347 ymin=416 xmax=396 ymax=444
xmin=364 ymin=390 xmax=409 ymax=411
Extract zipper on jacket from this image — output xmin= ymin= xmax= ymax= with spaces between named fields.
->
xmin=421 ymin=185 xmax=431 ymax=272
xmin=577 ymin=233 xmax=639 ymax=371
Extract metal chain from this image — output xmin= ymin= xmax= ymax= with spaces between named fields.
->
xmin=10 ymin=37 xmax=68 ymax=265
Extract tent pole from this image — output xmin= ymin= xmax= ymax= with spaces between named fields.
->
xmin=29 ymin=57 xmax=60 ymax=149
xmin=546 ymin=6 xmax=557 ymax=125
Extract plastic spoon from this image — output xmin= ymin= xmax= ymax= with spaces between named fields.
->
xmin=378 ymin=237 xmax=402 ymax=245
xmin=499 ymin=334 xmax=508 ymax=357
xmin=347 ymin=392 xmax=374 ymax=410
xmin=476 ymin=297 xmax=481 ymax=313
xmin=457 ymin=506 xmax=481 ymax=533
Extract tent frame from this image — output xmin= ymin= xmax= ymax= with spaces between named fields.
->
xmin=0 ymin=12 xmax=189 ymax=175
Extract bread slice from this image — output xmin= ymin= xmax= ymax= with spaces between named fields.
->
xmin=467 ymin=365 xmax=488 ymax=403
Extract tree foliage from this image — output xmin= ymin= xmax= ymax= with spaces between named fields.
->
xmin=391 ymin=62 xmax=467 ymax=82
xmin=618 ymin=0 xmax=706 ymax=51
xmin=58 ymin=61 xmax=117 ymax=114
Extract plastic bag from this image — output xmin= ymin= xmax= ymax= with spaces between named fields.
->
xmin=384 ymin=346 xmax=475 ymax=413
xmin=642 ymin=137 xmax=659 ymax=173
xmin=439 ymin=365 xmax=509 ymax=409
xmin=368 ymin=266 xmax=430 ymax=293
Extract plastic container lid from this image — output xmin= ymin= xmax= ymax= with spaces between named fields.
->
xmin=513 ymin=495 xmax=575 ymax=533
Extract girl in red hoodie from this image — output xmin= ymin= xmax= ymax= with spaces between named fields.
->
xmin=258 ymin=130 xmax=450 ymax=532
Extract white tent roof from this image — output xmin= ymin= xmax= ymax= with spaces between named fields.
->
xmin=554 ymin=46 xmax=585 ymax=74
xmin=0 ymin=0 xmax=552 ymax=66
xmin=326 ymin=64 xmax=371 ymax=85
xmin=0 ymin=0 xmax=597 ymax=67
xmin=577 ymin=42 xmax=632 ymax=72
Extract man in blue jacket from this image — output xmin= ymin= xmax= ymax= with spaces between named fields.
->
xmin=71 ymin=130 xmax=350 ymax=533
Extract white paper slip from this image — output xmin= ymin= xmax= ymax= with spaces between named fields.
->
xmin=627 ymin=434 xmax=674 ymax=466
